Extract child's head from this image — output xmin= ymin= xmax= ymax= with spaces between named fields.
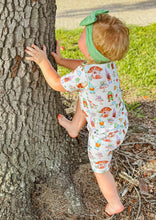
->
xmin=79 ymin=10 xmax=129 ymax=64
xmin=93 ymin=14 xmax=129 ymax=62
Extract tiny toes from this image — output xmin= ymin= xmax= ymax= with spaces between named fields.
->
xmin=57 ymin=114 xmax=65 ymax=124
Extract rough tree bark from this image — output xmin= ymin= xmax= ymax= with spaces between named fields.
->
xmin=0 ymin=1 xmax=87 ymax=219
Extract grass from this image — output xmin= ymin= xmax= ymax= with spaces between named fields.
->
xmin=55 ymin=24 xmax=156 ymax=102
xmin=126 ymin=102 xmax=144 ymax=118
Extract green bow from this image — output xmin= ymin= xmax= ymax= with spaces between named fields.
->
xmin=79 ymin=9 xmax=110 ymax=63
xmin=80 ymin=9 xmax=109 ymax=26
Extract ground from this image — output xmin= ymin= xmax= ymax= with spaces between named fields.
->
xmin=32 ymin=93 xmax=156 ymax=220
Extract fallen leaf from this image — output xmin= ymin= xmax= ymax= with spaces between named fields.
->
xmin=132 ymin=199 xmax=136 ymax=204
xmin=144 ymin=96 xmax=148 ymax=99
xmin=143 ymin=172 xmax=147 ymax=177
xmin=127 ymin=206 xmax=131 ymax=214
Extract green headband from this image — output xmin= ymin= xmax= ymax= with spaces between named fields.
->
xmin=80 ymin=9 xmax=110 ymax=63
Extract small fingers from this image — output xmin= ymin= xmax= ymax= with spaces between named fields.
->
xmin=25 ymin=56 xmax=35 ymax=62
xmin=31 ymin=44 xmax=40 ymax=51
xmin=25 ymin=49 xmax=35 ymax=57
xmin=51 ymin=52 xmax=57 ymax=60
xmin=43 ymin=44 xmax=47 ymax=53
xmin=26 ymin=46 xmax=36 ymax=52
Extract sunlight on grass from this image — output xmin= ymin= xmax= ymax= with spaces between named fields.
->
xmin=55 ymin=24 xmax=156 ymax=100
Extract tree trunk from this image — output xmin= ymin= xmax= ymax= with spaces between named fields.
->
xmin=0 ymin=1 xmax=87 ymax=219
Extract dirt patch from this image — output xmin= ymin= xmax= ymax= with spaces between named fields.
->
xmin=32 ymin=94 xmax=156 ymax=220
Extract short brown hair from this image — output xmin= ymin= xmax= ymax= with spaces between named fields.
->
xmin=88 ymin=14 xmax=129 ymax=63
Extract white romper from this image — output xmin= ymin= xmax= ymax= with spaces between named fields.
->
xmin=61 ymin=62 xmax=128 ymax=173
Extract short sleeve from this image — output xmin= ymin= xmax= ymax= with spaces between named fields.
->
xmin=61 ymin=65 xmax=88 ymax=92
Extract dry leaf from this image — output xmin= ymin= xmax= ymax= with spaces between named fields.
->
xmin=132 ymin=199 xmax=136 ymax=204
xmin=127 ymin=206 xmax=131 ymax=214
xmin=143 ymin=172 xmax=147 ymax=177
xmin=144 ymin=96 xmax=148 ymax=99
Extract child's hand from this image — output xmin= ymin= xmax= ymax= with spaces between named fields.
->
xmin=51 ymin=40 xmax=62 ymax=65
xmin=25 ymin=44 xmax=47 ymax=65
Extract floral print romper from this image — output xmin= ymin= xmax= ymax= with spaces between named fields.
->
xmin=61 ymin=62 xmax=128 ymax=173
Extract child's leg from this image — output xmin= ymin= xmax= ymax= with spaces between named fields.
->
xmin=94 ymin=171 xmax=124 ymax=215
xmin=58 ymin=98 xmax=86 ymax=138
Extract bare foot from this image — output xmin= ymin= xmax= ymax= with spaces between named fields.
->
xmin=105 ymin=203 xmax=124 ymax=216
xmin=57 ymin=114 xmax=78 ymax=138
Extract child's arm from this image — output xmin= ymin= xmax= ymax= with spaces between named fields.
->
xmin=25 ymin=44 xmax=66 ymax=92
xmin=51 ymin=40 xmax=84 ymax=71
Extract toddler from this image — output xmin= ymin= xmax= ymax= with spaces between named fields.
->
xmin=25 ymin=9 xmax=129 ymax=216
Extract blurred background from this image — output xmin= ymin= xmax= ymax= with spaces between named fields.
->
xmin=55 ymin=0 xmax=156 ymax=29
